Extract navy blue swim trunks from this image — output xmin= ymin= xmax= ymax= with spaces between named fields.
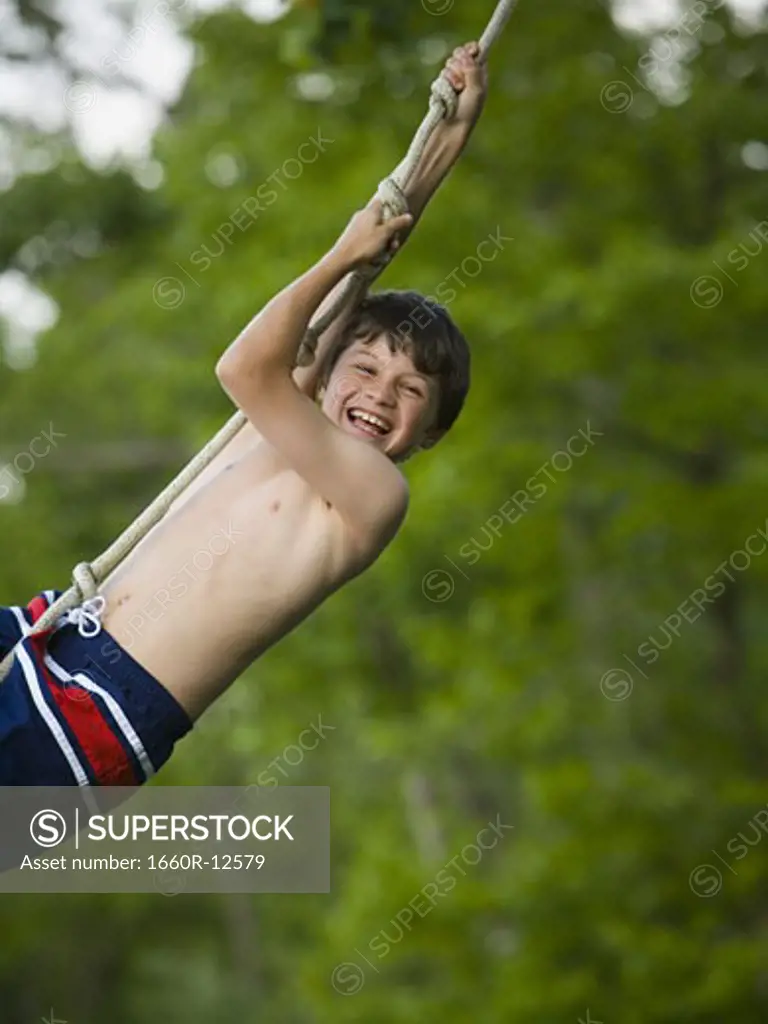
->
xmin=0 ymin=590 xmax=193 ymax=787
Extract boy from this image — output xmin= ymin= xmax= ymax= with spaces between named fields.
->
xmin=0 ymin=43 xmax=487 ymax=787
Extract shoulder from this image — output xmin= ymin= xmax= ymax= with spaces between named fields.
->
xmin=347 ymin=464 xmax=410 ymax=561
xmin=382 ymin=468 xmax=410 ymax=531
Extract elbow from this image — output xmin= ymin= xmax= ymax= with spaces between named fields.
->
xmin=216 ymin=356 xmax=253 ymax=409
xmin=215 ymin=355 xmax=236 ymax=388
xmin=215 ymin=354 xmax=257 ymax=394
xmin=215 ymin=355 xmax=286 ymax=403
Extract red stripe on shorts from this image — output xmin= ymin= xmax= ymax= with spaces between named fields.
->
xmin=26 ymin=596 xmax=138 ymax=786
xmin=27 ymin=594 xmax=51 ymax=631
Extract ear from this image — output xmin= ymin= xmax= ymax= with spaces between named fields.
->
xmin=395 ymin=427 xmax=445 ymax=463
xmin=417 ymin=426 xmax=446 ymax=452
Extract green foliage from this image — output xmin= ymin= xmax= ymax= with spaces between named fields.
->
xmin=1 ymin=0 xmax=767 ymax=1021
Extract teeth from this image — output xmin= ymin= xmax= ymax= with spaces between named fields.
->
xmin=349 ymin=409 xmax=390 ymax=433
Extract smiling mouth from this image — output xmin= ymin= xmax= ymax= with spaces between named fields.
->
xmin=345 ymin=407 xmax=393 ymax=439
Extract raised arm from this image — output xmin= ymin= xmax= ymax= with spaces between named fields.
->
xmin=292 ymin=41 xmax=488 ymax=398
xmin=216 ymin=204 xmax=413 ymax=547
xmin=216 ymin=44 xmax=488 ymax=547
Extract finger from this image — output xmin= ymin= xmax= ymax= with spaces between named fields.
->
xmin=387 ymin=213 xmax=413 ymax=235
xmin=444 ymin=62 xmax=464 ymax=88
xmin=387 ymin=215 xmax=417 ymax=240
xmin=368 ymin=197 xmax=386 ymax=222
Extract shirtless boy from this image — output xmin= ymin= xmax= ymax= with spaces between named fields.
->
xmin=0 ymin=43 xmax=487 ymax=787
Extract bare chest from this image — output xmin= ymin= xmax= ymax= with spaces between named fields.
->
xmin=104 ymin=424 xmax=360 ymax=623
xmin=98 ymin=423 xmax=373 ymax=715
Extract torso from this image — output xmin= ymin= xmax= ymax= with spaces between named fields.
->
xmin=99 ymin=422 xmax=380 ymax=720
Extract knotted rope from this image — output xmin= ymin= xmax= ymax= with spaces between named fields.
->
xmin=0 ymin=0 xmax=519 ymax=683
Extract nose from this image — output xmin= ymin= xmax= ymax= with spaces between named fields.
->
xmin=367 ymin=377 xmax=397 ymax=408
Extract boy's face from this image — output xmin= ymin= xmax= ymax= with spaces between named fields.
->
xmin=321 ymin=335 xmax=442 ymax=461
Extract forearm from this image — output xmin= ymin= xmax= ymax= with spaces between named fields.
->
xmin=399 ymin=120 xmax=472 ymax=228
xmin=217 ymin=249 xmax=350 ymax=382
xmin=291 ymin=267 xmax=363 ymax=394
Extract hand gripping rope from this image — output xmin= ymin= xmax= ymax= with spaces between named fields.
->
xmin=0 ymin=0 xmax=519 ymax=684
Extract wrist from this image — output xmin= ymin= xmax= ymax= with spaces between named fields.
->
xmin=321 ymin=245 xmax=356 ymax=279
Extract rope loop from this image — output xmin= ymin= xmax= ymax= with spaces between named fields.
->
xmin=376 ymin=177 xmax=409 ymax=219
xmin=430 ymin=72 xmax=459 ymax=121
xmin=72 ymin=562 xmax=99 ymax=603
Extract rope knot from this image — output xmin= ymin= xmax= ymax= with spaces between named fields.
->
xmin=430 ymin=72 xmax=459 ymax=121
xmin=72 ymin=562 xmax=99 ymax=602
xmin=297 ymin=325 xmax=320 ymax=368
xmin=376 ymin=177 xmax=409 ymax=219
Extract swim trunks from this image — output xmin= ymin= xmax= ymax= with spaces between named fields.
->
xmin=0 ymin=590 xmax=192 ymax=787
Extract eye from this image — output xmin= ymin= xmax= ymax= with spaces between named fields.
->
xmin=354 ymin=363 xmax=375 ymax=376
xmin=404 ymin=383 xmax=425 ymax=398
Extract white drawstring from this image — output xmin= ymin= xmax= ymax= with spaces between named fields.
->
xmin=63 ymin=595 xmax=106 ymax=638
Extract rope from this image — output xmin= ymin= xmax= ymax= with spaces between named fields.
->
xmin=0 ymin=411 xmax=246 ymax=680
xmin=0 ymin=0 xmax=519 ymax=684
xmin=298 ymin=0 xmax=520 ymax=364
